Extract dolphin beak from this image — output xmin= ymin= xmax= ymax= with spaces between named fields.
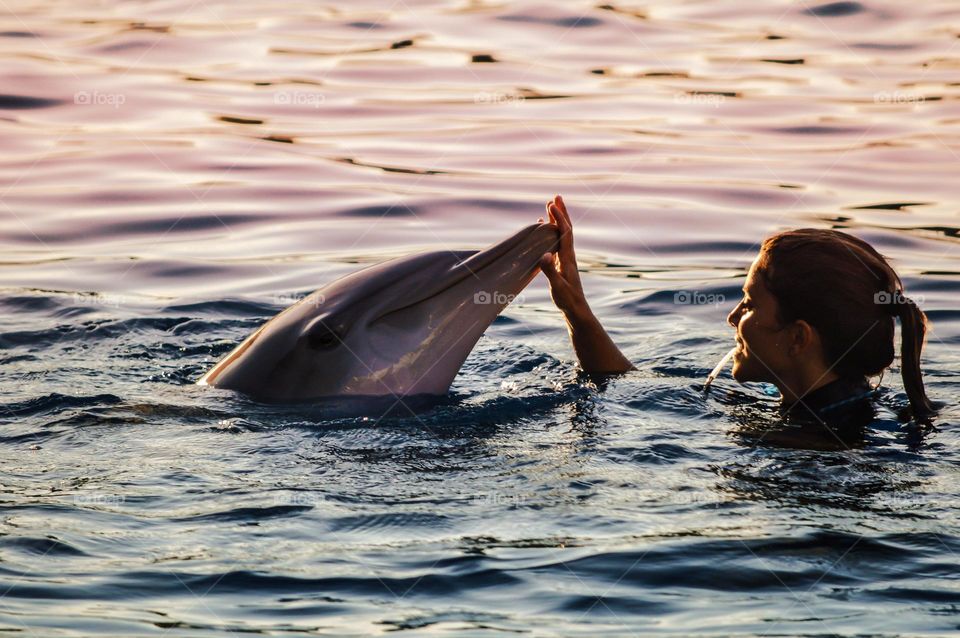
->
xmin=456 ymin=222 xmax=560 ymax=278
xmin=371 ymin=222 xmax=560 ymax=319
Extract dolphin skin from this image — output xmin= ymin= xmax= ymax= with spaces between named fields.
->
xmin=198 ymin=222 xmax=560 ymax=402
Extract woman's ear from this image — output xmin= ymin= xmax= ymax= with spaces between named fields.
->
xmin=787 ymin=319 xmax=817 ymax=356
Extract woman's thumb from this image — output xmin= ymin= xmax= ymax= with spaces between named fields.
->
xmin=539 ymin=252 xmax=557 ymax=278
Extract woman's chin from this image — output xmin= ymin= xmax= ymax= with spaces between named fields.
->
xmin=731 ymin=358 xmax=754 ymax=383
xmin=731 ymin=361 xmax=744 ymax=382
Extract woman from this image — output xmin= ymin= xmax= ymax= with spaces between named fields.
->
xmin=537 ymin=195 xmax=935 ymax=428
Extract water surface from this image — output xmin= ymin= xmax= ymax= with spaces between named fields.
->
xmin=1 ymin=0 xmax=959 ymax=635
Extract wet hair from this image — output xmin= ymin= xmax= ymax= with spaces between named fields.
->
xmin=755 ymin=228 xmax=934 ymax=419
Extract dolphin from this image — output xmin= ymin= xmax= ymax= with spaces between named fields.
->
xmin=197 ymin=222 xmax=560 ymax=402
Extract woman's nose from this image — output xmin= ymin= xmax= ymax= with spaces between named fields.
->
xmin=727 ymin=303 xmax=742 ymax=328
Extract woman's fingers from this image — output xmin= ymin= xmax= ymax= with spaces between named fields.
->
xmin=555 ymin=194 xmax=568 ymax=215
xmin=557 ymin=212 xmax=573 ymax=249
xmin=554 ymin=195 xmax=570 ymax=226
xmin=548 ymin=209 xmax=576 ymax=274
xmin=540 ymin=252 xmax=571 ymax=296
xmin=539 ymin=252 xmax=555 ymax=273
xmin=540 ymin=252 xmax=562 ymax=285
xmin=548 ymin=203 xmax=563 ymax=229
xmin=544 ymin=196 xmax=579 ymax=279
xmin=550 ymin=198 xmax=574 ymax=246
xmin=543 ymin=205 xmax=556 ymax=235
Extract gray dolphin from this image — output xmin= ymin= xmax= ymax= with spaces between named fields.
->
xmin=198 ymin=222 xmax=559 ymax=402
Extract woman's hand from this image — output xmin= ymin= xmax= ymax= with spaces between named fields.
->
xmin=537 ymin=195 xmax=634 ymax=374
xmin=539 ymin=195 xmax=589 ymax=321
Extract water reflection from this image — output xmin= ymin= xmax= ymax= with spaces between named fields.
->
xmin=1 ymin=0 xmax=958 ymax=634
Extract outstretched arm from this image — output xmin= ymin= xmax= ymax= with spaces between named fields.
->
xmin=538 ymin=195 xmax=635 ymax=374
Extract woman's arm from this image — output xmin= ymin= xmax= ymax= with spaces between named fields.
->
xmin=538 ymin=195 xmax=635 ymax=374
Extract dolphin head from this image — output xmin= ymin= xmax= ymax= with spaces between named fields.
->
xmin=198 ymin=222 xmax=560 ymax=402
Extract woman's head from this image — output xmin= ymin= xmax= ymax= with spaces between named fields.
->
xmin=726 ymin=228 xmax=933 ymax=417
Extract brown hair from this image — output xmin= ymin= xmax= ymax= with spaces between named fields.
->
xmin=756 ymin=228 xmax=934 ymax=418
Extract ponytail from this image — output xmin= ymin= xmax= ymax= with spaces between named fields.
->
xmin=894 ymin=295 xmax=935 ymax=419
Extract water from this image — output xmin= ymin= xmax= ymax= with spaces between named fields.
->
xmin=2 ymin=0 xmax=960 ymax=635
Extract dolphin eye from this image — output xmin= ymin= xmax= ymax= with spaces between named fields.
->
xmin=303 ymin=317 xmax=345 ymax=351
xmin=307 ymin=326 xmax=341 ymax=350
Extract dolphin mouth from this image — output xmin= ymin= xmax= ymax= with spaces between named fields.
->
xmin=455 ymin=222 xmax=558 ymax=277
xmin=372 ymin=222 xmax=559 ymax=320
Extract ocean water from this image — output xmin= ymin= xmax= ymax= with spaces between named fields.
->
xmin=2 ymin=0 xmax=960 ymax=635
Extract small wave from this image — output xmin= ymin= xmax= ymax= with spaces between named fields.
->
xmin=0 ymin=93 xmax=62 ymax=109
xmin=0 ymin=315 xmax=236 ymax=350
xmin=531 ymin=530 xmax=956 ymax=592
xmin=163 ymin=298 xmax=278 ymax=317
xmin=0 ymin=294 xmax=64 ymax=313
xmin=329 ymin=511 xmax=451 ymax=534
xmin=334 ymin=203 xmax=424 ymax=218
xmin=776 ymin=125 xmax=866 ymax=135
xmin=628 ymin=442 xmax=706 ymax=465
xmin=498 ymin=12 xmax=604 ymax=28
xmin=0 ymin=393 xmax=122 ymax=419
xmin=803 ymin=2 xmax=867 ymax=17
xmin=0 ymin=536 xmax=89 ymax=557
xmin=173 ymin=505 xmax=313 ymax=523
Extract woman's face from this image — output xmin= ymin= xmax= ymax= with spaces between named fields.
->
xmin=727 ymin=258 xmax=791 ymax=384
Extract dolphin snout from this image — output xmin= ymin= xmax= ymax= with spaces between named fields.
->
xmin=523 ymin=222 xmax=561 ymax=260
xmin=459 ymin=222 xmax=559 ymax=275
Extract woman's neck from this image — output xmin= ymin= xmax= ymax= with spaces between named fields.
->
xmin=776 ymin=368 xmax=841 ymax=405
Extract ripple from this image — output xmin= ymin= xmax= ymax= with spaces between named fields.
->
xmin=775 ymin=125 xmax=866 ymax=135
xmin=217 ymin=115 xmax=264 ymax=125
xmin=1 ymin=1 xmax=958 ymax=635
xmin=0 ymin=535 xmax=89 ymax=557
xmin=329 ymin=511 xmax=451 ymax=534
xmin=0 ymin=393 xmax=122 ymax=419
xmin=162 ymin=299 xmax=277 ymax=316
xmin=173 ymin=505 xmax=312 ymax=523
xmin=761 ymin=58 xmax=805 ymax=65
xmin=335 ymin=203 xmax=423 ymax=218
xmin=0 ymin=94 xmax=63 ymax=109
xmin=802 ymin=2 xmax=868 ymax=17
xmin=849 ymin=202 xmax=932 ymax=210
xmin=497 ymin=13 xmax=604 ymax=28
